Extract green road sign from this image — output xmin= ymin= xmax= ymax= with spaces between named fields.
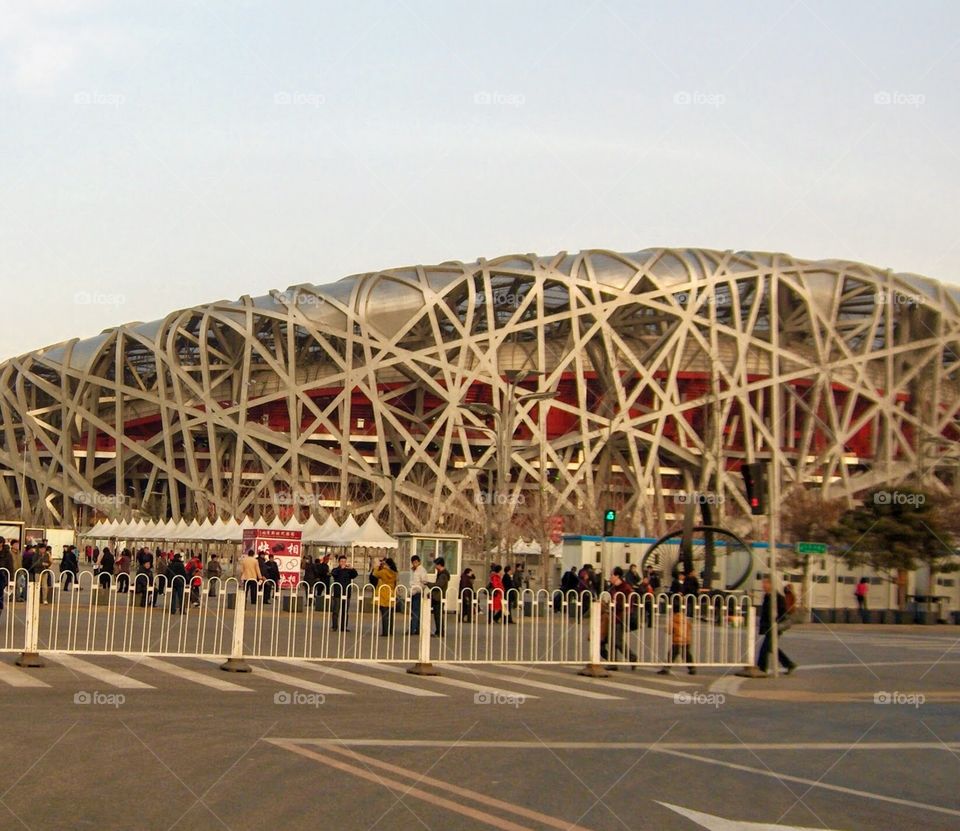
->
xmin=796 ymin=541 xmax=828 ymax=555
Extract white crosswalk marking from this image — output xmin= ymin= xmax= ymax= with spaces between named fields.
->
xmin=283 ymin=660 xmax=445 ymax=697
xmin=499 ymin=665 xmax=685 ymax=699
xmin=198 ymin=658 xmax=352 ymax=695
xmin=442 ymin=664 xmax=622 ymax=700
xmin=46 ymin=654 xmax=154 ymax=689
xmin=122 ymin=656 xmax=254 ymax=692
xmin=359 ymin=661 xmax=540 ymax=699
xmin=0 ymin=661 xmax=50 ymax=688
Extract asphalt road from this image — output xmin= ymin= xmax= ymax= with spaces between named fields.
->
xmin=0 ymin=624 xmax=957 ymax=831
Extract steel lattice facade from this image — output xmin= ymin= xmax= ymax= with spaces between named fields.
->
xmin=1 ymin=247 xmax=958 ymax=536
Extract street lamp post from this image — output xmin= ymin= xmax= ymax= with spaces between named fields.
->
xmin=458 ymin=372 xmax=556 ymax=569
xmin=369 ymin=471 xmax=396 ymax=533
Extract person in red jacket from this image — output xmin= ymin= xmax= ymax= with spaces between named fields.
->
xmin=488 ymin=564 xmax=504 ymax=623
xmin=186 ymin=553 xmax=204 ymax=607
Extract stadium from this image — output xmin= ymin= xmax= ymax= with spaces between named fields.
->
xmin=1 ymin=247 xmax=958 ymax=549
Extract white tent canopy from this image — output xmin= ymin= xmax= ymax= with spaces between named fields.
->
xmin=350 ymin=514 xmax=398 ymax=549
xmin=323 ymin=514 xmax=360 ymax=546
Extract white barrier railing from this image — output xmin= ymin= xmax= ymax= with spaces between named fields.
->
xmin=0 ymin=569 xmax=755 ymax=669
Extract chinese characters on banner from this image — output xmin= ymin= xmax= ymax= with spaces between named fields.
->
xmin=241 ymin=528 xmax=303 ymax=588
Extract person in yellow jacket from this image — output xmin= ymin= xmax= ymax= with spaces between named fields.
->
xmin=239 ymin=549 xmax=263 ymax=605
xmin=372 ymin=557 xmax=399 ymax=636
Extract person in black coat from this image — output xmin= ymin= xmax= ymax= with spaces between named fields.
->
xmin=502 ymin=565 xmax=517 ymax=624
xmin=135 ymin=550 xmax=154 ymax=608
xmin=98 ymin=547 xmax=115 ymax=590
xmin=60 ymin=546 xmax=80 ymax=592
xmin=756 ymin=577 xmax=797 ymax=674
xmin=166 ymin=554 xmax=187 ymax=615
xmin=315 ymin=555 xmax=331 ymax=597
xmin=262 ymin=555 xmax=281 ymax=605
xmin=330 ymin=556 xmax=358 ymax=631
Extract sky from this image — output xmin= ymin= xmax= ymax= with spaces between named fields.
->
xmin=0 ymin=0 xmax=958 ymax=361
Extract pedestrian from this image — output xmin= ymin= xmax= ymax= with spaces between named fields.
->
xmin=784 ymin=584 xmax=797 ymax=615
xmin=261 ymin=554 xmax=280 ymax=605
xmin=625 ymin=563 xmax=641 ymax=587
xmin=0 ymin=543 xmax=13 ymax=614
xmin=638 ymin=573 xmax=654 ymax=627
xmin=602 ymin=567 xmax=637 ymax=668
xmin=166 ymin=553 xmax=187 ymax=615
xmin=330 ymin=555 xmax=358 ymax=632
xmin=756 ymin=577 xmax=797 ymax=675
xmin=502 ymin=565 xmax=517 ymax=624
xmin=60 ymin=545 xmax=80 ymax=593
xmin=409 ymin=554 xmax=429 ymax=635
xmin=98 ymin=546 xmax=115 ymax=590
xmin=11 ymin=540 xmax=25 ymax=602
xmin=239 ymin=549 xmax=263 ymax=605
xmin=116 ymin=549 xmax=131 ymax=594
xmin=205 ymin=553 xmax=222 ymax=598
xmin=37 ymin=545 xmax=53 ymax=604
xmin=658 ymin=595 xmax=696 ymax=675
xmin=154 ymin=552 xmax=167 ymax=606
xmin=669 ymin=569 xmax=686 ymax=597
xmin=372 ymin=557 xmax=398 ymax=636
xmin=488 ymin=564 xmax=504 ymax=623
xmin=459 ymin=568 xmax=476 ymax=622
xmin=646 ymin=566 xmax=661 ymax=593
xmin=430 ymin=558 xmax=450 ymax=637
xmin=186 ymin=553 xmax=204 ymax=607
xmin=559 ymin=566 xmax=578 ymax=613
xmin=136 ymin=549 xmax=154 ymax=608
xmin=301 ymin=555 xmax=316 ymax=595
xmin=855 ymin=577 xmax=869 ymax=623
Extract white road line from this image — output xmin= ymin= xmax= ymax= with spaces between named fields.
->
xmin=442 ymin=664 xmax=621 ymax=700
xmin=45 ymin=654 xmax=154 ymax=689
xmin=498 ymin=665 xmax=681 ymax=699
xmin=0 ymin=661 xmax=51 ymax=688
xmin=281 ymin=660 xmax=445 ymax=697
xmin=654 ymin=748 xmax=960 ymax=820
xmin=122 ymin=656 xmax=254 ymax=692
xmin=197 ymin=658 xmax=353 ymax=695
xmin=358 ymin=661 xmax=540 ymax=699
xmin=273 ymin=739 xmax=960 ymax=751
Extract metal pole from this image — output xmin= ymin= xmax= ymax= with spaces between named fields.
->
xmin=768 ymin=464 xmax=780 ymax=678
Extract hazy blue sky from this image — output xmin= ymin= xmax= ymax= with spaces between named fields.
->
xmin=1 ymin=1 xmax=958 ymax=360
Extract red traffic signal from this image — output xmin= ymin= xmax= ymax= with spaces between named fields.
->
xmin=742 ymin=462 xmax=768 ymax=516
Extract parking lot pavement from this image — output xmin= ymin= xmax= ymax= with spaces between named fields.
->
xmin=0 ymin=625 xmax=956 ymax=830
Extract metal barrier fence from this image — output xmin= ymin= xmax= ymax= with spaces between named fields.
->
xmin=0 ymin=569 xmax=755 ymax=670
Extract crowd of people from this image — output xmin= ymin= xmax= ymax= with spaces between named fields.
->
xmin=0 ymin=541 xmax=798 ymax=675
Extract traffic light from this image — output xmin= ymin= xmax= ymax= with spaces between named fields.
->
xmin=603 ymin=508 xmax=616 ymax=537
xmin=741 ymin=462 xmax=767 ymax=515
